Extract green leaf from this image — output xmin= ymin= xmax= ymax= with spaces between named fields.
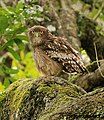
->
xmin=14 ymin=26 xmax=26 ymax=35
xmin=0 ymin=15 xmax=9 ymax=35
xmin=0 ymin=45 xmax=2 ymax=51
xmin=16 ymin=34 xmax=28 ymax=41
xmin=6 ymin=23 xmax=26 ymax=37
xmin=16 ymin=2 xmax=24 ymax=14
xmin=7 ymin=47 xmax=21 ymax=61
xmin=2 ymin=65 xmax=19 ymax=74
xmin=0 ymin=39 xmax=14 ymax=51
xmin=0 ymin=82 xmax=5 ymax=92
xmin=0 ymin=8 xmax=9 ymax=15
xmin=0 ymin=66 xmax=4 ymax=76
xmin=3 ymin=78 xmax=10 ymax=88
xmin=14 ymin=38 xmax=25 ymax=50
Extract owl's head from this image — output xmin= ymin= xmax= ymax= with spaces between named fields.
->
xmin=28 ymin=26 xmax=49 ymax=47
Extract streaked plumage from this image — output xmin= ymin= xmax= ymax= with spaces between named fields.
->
xmin=28 ymin=26 xmax=86 ymax=77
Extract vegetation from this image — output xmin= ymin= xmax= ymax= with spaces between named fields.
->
xmin=0 ymin=0 xmax=104 ymax=119
xmin=0 ymin=0 xmax=43 ymax=91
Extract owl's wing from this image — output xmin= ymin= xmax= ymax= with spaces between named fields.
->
xmin=46 ymin=50 xmax=86 ymax=73
xmin=43 ymin=37 xmax=86 ymax=73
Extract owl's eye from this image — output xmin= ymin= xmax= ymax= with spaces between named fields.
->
xmin=30 ymin=30 xmax=34 ymax=34
xmin=40 ymin=31 xmax=43 ymax=35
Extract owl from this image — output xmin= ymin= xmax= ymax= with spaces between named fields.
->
xmin=28 ymin=26 xmax=86 ymax=78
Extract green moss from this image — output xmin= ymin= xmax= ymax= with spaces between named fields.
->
xmin=1 ymin=76 xmax=86 ymax=120
xmin=1 ymin=78 xmax=36 ymax=119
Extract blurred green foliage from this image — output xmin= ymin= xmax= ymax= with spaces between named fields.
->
xmin=0 ymin=0 xmax=44 ymax=92
xmin=0 ymin=0 xmax=104 ymax=92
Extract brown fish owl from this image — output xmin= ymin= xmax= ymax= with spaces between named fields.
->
xmin=28 ymin=26 xmax=86 ymax=78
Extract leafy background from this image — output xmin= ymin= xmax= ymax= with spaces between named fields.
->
xmin=0 ymin=0 xmax=104 ymax=92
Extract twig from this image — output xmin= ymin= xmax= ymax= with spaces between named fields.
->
xmin=0 ymin=0 xmax=13 ymax=14
xmin=94 ymin=42 xmax=104 ymax=78
xmin=93 ymin=2 xmax=104 ymax=21
xmin=60 ymin=0 xmax=67 ymax=10
xmin=60 ymin=0 xmax=72 ymax=9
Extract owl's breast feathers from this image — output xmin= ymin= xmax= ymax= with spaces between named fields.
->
xmin=34 ymin=47 xmax=62 ymax=76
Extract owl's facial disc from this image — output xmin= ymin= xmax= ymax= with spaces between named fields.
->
xmin=28 ymin=26 xmax=49 ymax=46
xmin=30 ymin=31 xmax=43 ymax=47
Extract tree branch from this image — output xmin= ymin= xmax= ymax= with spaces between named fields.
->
xmin=74 ymin=60 xmax=104 ymax=91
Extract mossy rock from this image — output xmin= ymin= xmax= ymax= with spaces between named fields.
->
xmin=0 ymin=76 xmax=86 ymax=120
xmin=43 ymin=88 xmax=104 ymax=120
